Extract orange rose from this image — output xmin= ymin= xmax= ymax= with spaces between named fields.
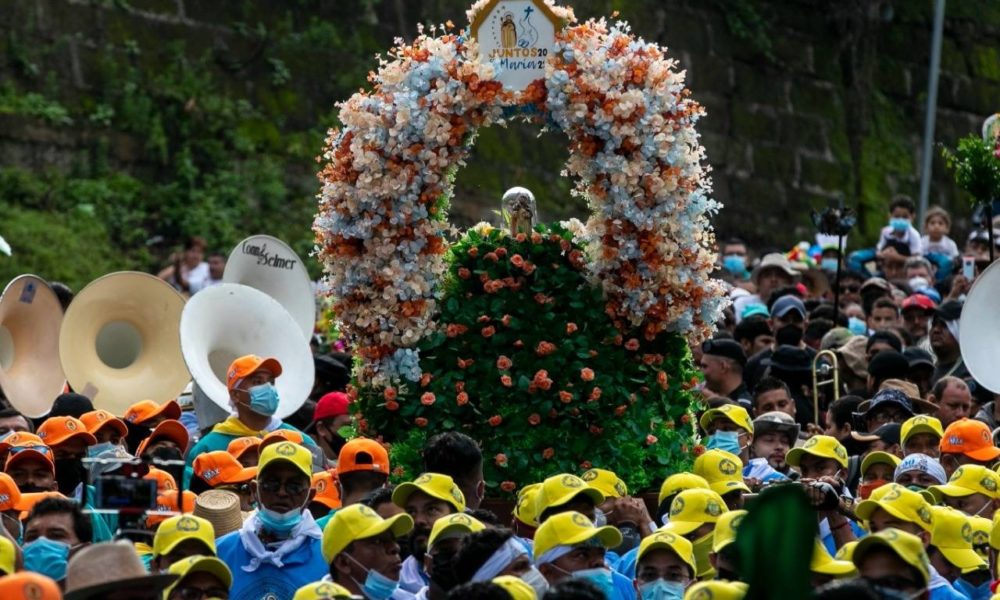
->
xmin=533 ymin=369 xmax=549 ymax=382
xmin=501 ymin=314 xmax=512 ymax=327
xmin=385 ymin=400 xmax=400 ymax=411
xmin=579 ymin=461 xmax=592 ymax=469
xmin=589 ymin=387 xmax=602 ymax=401
xmin=510 ymin=254 xmax=525 ymax=268
xmin=515 ymin=233 xmax=527 ymax=243
xmin=680 ymin=413 xmax=690 ymax=424
xmin=589 ymin=425 xmax=603 ymax=435
xmin=566 ymin=322 xmax=578 ymax=334
xmin=500 ymin=480 xmax=517 ymax=492
xmin=420 ymin=373 xmax=432 ymax=387
xmin=558 ymin=391 xmax=573 ymax=404
xmin=488 ymin=415 xmax=503 ymax=427
xmin=522 ymin=262 xmax=536 ymax=274
xmin=513 ymin=339 xmax=524 ymax=349
xmin=615 ymin=405 xmax=627 ymax=416
xmin=496 ymin=356 xmax=512 ymax=370
xmin=481 ymin=326 xmax=495 ymax=338
xmin=455 ymin=381 xmax=466 ymax=392
xmin=624 ymin=338 xmax=640 ymax=351
xmin=645 ymin=434 xmax=658 ymax=445
xmin=542 ymin=448 xmax=555 ymax=460
xmin=457 ymin=267 xmax=471 ymax=279
xmin=478 ymin=315 xmax=490 ymax=323
xmin=420 ymin=392 xmax=436 ymax=406
xmin=528 ymin=413 xmax=541 ymax=425
xmin=383 ymin=387 xmax=397 ymax=401
xmin=415 ymin=417 xmax=428 ymax=427
xmin=535 ymin=341 xmax=556 ymax=356
xmin=537 ymin=378 xmax=552 ymax=391
xmin=531 ymin=232 xmax=543 ymax=244
xmin=456 ymin=392 xmax=469 ymax=406
xmin=457 ymin=358 xmax=474 ymax=369
xmin=495 ymin=247 xmax=508 ymax=258
xmin=500 ymin=375 xmax=513 ymax=387
xmin=580 ymin=368 xmax=595 ymax=381
xmin=691 ymin=444 xmax=704 ymax=456
xmin=657 ymin=371 xmax=669 ymax=389
xmin=495 ymin=453 xmax=508 ymax=466
xmin=485 ymin=252 xmax=498 ymax=262
xmin=468 ymin=247 xmax=479 ymax=258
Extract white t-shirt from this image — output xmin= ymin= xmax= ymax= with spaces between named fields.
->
xmin=184 ymin=262 xmax=211 ymax=293
xmin=876 ymin=224 xmax=923 ymax=255
xmin=921 ymin=234 xmax=959 ymax=259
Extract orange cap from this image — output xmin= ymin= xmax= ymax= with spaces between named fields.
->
xmin=227 ymin=436 xmax=262 ymax=459
xmin=124 ymin=399 xmax=182 ymax=425
xmin=147 ymin=489 xmax=197 ymax=528
xmin=941 ymin=418 xmax=1000 ymax=462
xmin=136 ymin=419 xmax=190 ymax=458
xmin=16 ymin=491 xmax=66 ymax=517
xmin=193 ymin=451 xmax=257 ymax=487
xmin=260 ymin=430 xmax=305 ymax=451
xmin=312 ymin=470 xmax=342 ymax=510
xmin=80 ymin=409 xmax=129 ymax=438
xmin=36 ymin=416 xmax=97 ymax=448
xmin=0 ymin=432 xmax=45 ymax=460
xmin=145 ymin=466 xmax=179 ymax=493
xmin=0 ymin=572 xmax=62 ymax=600
xmin=337 ymin=438 xmax=390 ymax=475
xmin=4 ymin=445 xmax=54 ymax=474
xmin=226 ymin=354 xmax=282 ymax=390
xmin=0 ymin=472 xmax=21 ymax=512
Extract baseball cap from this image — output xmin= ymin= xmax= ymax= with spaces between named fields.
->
xmin=834 ymin=541 xmax=858 ymax=562
xmin=148 ymin=490 xmax=197 ymax=528
xmin=849 ymin=423 xmax=902 ymax=449
xmin=929 ymin=506 xmax=986 ymax=573
xmin=258 ymin=441 xmax=313 ymax=480
xmin=855 ymin=483 xmax=935 ymax=533
xmin=902 ymin=348 xmax=935 ymax=370
xmin=663 ymin=488 xmax=728 ymax=536
xmin=16 ymin=491 xmax=66 ymax=517
xmin=123 ymin=399 xmax=181 ymax=425
xmin=852 ymin=528 xmax=931 ymax=586
xmin=820 ymin=327 xmax=854 ymax=351
xmin=934 ymin=300 xmax=963 ymax=323
xmin=867 ymin=351 xmax=909 ymax=381
xmin=0 ymin=431 xmax=44 ymax=454
xmin=80 ymin=410 xmax=128 ymax=438
xmin=581 ymin=468 xmax=628 ymax=498
xmin=4 ymin=444 xmax=54 ymax=474
xmin=0 ymin=572 xmax=62 ymax=600
xmin=861 ymin=451 xmax=902 ymax=477
xmin=682 ymin=581 xmax=748 ymax=600
xmin=293 ymin=582 xmax=356 ymax=600
xmin=227 ymin=354 xmax=282 ymax=390
xmin=532 ymin=511 xmax=623 ymax=564
xmin=811 ymin=539 xmax=856 ymax=577
xmin=532 ymin=473 xmax=604 ymax=519
xmin=337 ymin=438 xmax=390 ymax=475
xmin=941 ymin=418 xmax=1000 ymax=461
xmin=145 ymin=466 xmax=179 ymax=493
xmin=693 ymin=450 xmax=750 ymax=496
xmin=772 ymin=295 xmax=807 ymax=319
xmin=259 ymin=429 xmax=305 ymax=451
xmin=701 ymin=339 xmax=747 ymax=367
xmin=152 ymin=514 xmax=217 ymax=558
xmin=36 ymin=416 xmax=97 ymax=447
xmin=321 ymin=504 xmax=413 ymax=563
xmin=0 ymin=535 xmax=14 ymax=575
xmin=226 ymin=436 xmax=261 ymax=460
xmin=786 ymin=435 xmax=849 ymax=469
xmin=636 ymin=530 xmax=696 ymax=575
xmin=313 ymin=392 xmax=350 ymax=422
xmin=699 ymin=404 xmax=753 ymax=435
xmin=711 ymin=509 xmax=747 ymax=553
xmin=658 ymin=473 xmax=710 ymax=507
xmin=136 ymin=419 xmax=190 ymax=457
xmin=752 ymin=253 xmax=798 ymax=282
xmin=492 ymin=576 xmax=535 ymax=600
xmin=311 ymin=471 xmax=342 ymax=510
xmin=929 ymin=465 xmax=1000 ymax=501
xmin=861 ymin=277 xmax=891 ymax=294
xmin=513 ymin=483 xmax=543 ymax=527
xmin=752 ymin=411 xmax=800 ymax=441
xmin=894 ymin=454 xmax=947 ymax=486
xmin=427 ymin=513 xmax=486 ymax=550
xmin=901 ymin=415 xmax=943 ymax=446
xmin=193 ymin=451 xmax=257 ymax=487
xmin=902 ymin=294 xmax=936 ymax=312
xmin=856 ymin=389 xmax=916 ymax=419
xmin=0 ymin=472 xmax=21 ymax=512
xmin=163 ymin=556 xmax=232 ymax=600
xmin=393 ymin=473 xmax=466 ymax=513
xmin=967 ymin=516 xmax=990 ymax=561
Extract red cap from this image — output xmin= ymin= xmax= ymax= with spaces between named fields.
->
xmin=314 ymin=392 xmax=351 ymax=422
xmin=902 ymin=294 xmax=937 ymax=312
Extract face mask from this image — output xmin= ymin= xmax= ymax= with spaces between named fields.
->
xmin=521 ymin=566 xmax=549 ymax=597
xmin=54 ymin=458 xmax=85 ymax=496
xmin=890 ymin=218 xmax=910 ymax=232
xmin=23 ymin=537 xmax=70 ymax=580
xmin=905 ymin=485 xmax=927 ymax=494
xmin=570 ymin=568 xmax=615 ymax=599
xmin=692 ymin=531 xmax=716 ymax=578
xmin=246 ymin=383 xmax=280 ymax=416
xmin=705 ymin=430 xmax=742 ymax=456
xmin=722 ymin=255 xmax=746 ymax=275
xmin=593 ymin=507 xmax=607 ymax=527
xmin=257 ymin=497 xmax=306 ymax=537
xmin=86 ymin=442 xmax=118 ymax=459
xmin=774 ymin=323 xmax=804 ymax=346
xmin=618 ymin=523 xmax=642 ymax=554
xmin=821 ymin=258 xmax=839 ymax=272
xmin=873 ymin=585 xmax=927 ymax=600
xmin=639 ymin=579 xmax=686 ymax=600
xmin=857 ymin=479 xmax=888 ymax=500
xmin=953 ymin=577 xmax=990 ymax=599
xmin=848 ymin=317 xmax=867 ymax=336
xmin=347 ymin=553 xmax=401 ymax=600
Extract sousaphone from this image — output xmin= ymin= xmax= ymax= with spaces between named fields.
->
xmin=59 ymin=272 xmax=189 ymax=415
xmin=0 ymin=275 xmax=66 ymax=417
xmin=223 ymin=235 xmax=316 ymax=340
xmin=960 ymin=259 xmax=1000 ymax=393
xmin=180 ymin=283 xmax=314 ymax=420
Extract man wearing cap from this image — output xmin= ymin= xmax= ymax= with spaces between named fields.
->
xmin=150 ymin=514 xmax=217 ymax=573
xmin=693 ymin=450 xmax=751 ymax=510
xmin=311 ymin=391 xmax=353 ymax=461
xmin=4 ymin=440 xmax=56 ymax=494
xmin=418 ymin=513 xmax=488 ymax=599
xmin=931 ymin=300 xmax=969 ymax=383
xmin=392 ymin=473 xmax=466 ymax=593
xmin=928 ymin=377 xmax=973 ymax=429
xmin=785 ymin=436 xmax=861 ymax=553
xmin=124 ymin=399 xmax=182 ymax=429
xmin=660 ymin=488 xmax=728 ymax=580
xmin=228 ymin=436 xmax=261 ymax=467
xmin=633 ymin=530 xmax=696 ymax=598
xmin=902 ymin=416 xmax=944 ymax=459
xmin=939 ymin=418 xmax=1000 ymax=479
xmin=733 ymin=316 xmax=773 ymax=361
xmin=163 ymin=555 xmax=233 ymax=600
xmin=749 ymin=411 xmax=800 ymax=481
xmin=532 ymin=511 xmax=623 ymax=598
xmin=80 ymin=410 xmax=128 ymax=446
xmin=310 ymin=471 xmax=342 ymax=520
xmin=698 ymin=339 xmax=752 ymax=408
xmin=510 ymin=483 xmax=542 ymax=541
xmin=320 ymin=439 xmax=390 ymax=528
xmin=293 ymin=581 xmax=357 ymax=600
xmin=894 ymin=454 xmax=948 ymax=493
xmin=699 ymin=404 xmax=754 ymax=465
xmin=184 ymin=354 xmax=316 ymax=476
xmin=37 ymin=415 xmax=97 ymax=497
xmin=63 ymin=540 xmax=178 ymax=600
xmin=925 ymin=506 xmax=989 ymax=592
xmin=867 ymin=351 xmax=911 ymax=395
xmin=322 ymin=503 xmax=415 ymax=600
xmin=856 ymin=451 xmax=901 ymax=499
xmin=581 ymin=468 xmax=653 ymax=557
xmin=744 ymin=294 xmax=814 ymax=392
xmin=929 ymin=465 xmax=1000 ymax=519
xmin=191 ymin=450 xmax=257 ymax=511
xmin=216 ymin=441 xmax=326 ymax=600
xmin=857 ymin=389 xmax=931 ymax=434
xmin=750 ymin=253 xmax=798 ymax=308
xmin=852 ymin=528 xmax=931 ymax=599
xmin=137 ymin=419 xmax=190 ymax=490
xmin=707 ymin=509 xmax=745 ymax=582
xmin=423 ymin=432 xmax=486 ymax=511
xmin=902 ymin=294 xmax=937 ymax=349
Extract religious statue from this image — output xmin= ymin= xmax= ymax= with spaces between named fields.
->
xmin=500 ymin=13 xmax=517 ymax=49
xmin=501 ymin=187 xmax=537 ymax=236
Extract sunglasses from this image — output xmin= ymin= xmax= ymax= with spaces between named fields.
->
xmin=8 ymin=445 xmax=51 ymax=455
xmin=258 ymin=478 xmax=309 ymax=496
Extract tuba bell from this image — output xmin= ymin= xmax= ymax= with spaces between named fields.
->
xmin=58 ymin=272 xmax=190 ymax=416
xmin=0 ymin=275 xmax=66 ymax=417
xmin=960 ymin=260 xmax=1000 ymax=393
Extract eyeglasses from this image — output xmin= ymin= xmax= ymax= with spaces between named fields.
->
xmin=8 ymin=445 xmax=51 ymax=455
xmin=258 ymin=478 xmax=309 ymax=496
xmin=173 ymin=587 xmax=230 ymax=600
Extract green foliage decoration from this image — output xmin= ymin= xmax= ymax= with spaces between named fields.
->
xmin=941 ymin=135 xmax=1000 ymax=205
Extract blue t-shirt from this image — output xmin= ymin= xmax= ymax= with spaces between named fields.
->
xmin=216 ymin=530 xmax=327 ymax=600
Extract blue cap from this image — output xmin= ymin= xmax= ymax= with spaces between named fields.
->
xmin=741 ymin=303 xmax=770 ymax=319
xmin=914 ymin=286 xmax=941 ymax=304
xmin=771 ymin=295 xmax=806 ymax=319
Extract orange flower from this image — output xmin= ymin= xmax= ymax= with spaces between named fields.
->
xmin=420 ymin=373 xmax=432 ymax=387
xmin=500 ymin=480 xmax=517 ymax=492
xmin=415 ymin=417 xmax=428 ymax=428
xmin=579 ymin=461 xmax=592 ymax=470
xmin=645 ymin=434 xmax=658 ymax=445
xmin=392 ymin=466 xmax=406 ymax=477
xmin=385 ymin=400 xmax=400 ymax=411
xmin=515 ymin=233 xmax=527 ymax=243
xmin=456 ymin=392 xmax=469 ymax=406
xmin=531 ymin=232 xmax=543 ymax=244
xmin=625 ymin=338 xmax=640 ymax=351
xmin=455 ymin=381 xmax=466 ymax=392
xmin=496 ymin=356 xmax=512 ymax=370
xmin=542 ymin=448 xmax=555 ymax=460
xmin=589 ymin=387 xmax=602 ymax=401
xmin=528 ymin=413 xmax=541 ymax=425
xmin=478 ymin=315 xmax=491 ymax=323
xmin=566 ymin=322 xmax=578 ymax=334
xmin=468 ymin=247 xmax=479 ymax=258
xmin=513 ymin=339 xmax=524 ymax=349
xmin=488 ymin=415 xmax=503 ymax=427
xmin=615 ymin=405 xmax=627 ymax=416
xmin=522 ymin=262 xmax=536 ymax=274
xmin=642 ymin=354 xmax=661 ymax=365
xmin=657 ymin=371 xmax=669 ymax=389
xmin=692 ymin=444 xmax=705 ymax=456
xmin=481 ymin=326 xmax=495 ymax=338
xmin=510 ymin=254 xmax=525 ymax=268
xmin=457 ymin=267 xmax=471 ymax=279
xmin=495 ymin=247 xmax=508 ymax=258
xmin=580 ymin=368 xmax=595 ymax=381
xmin=446 ymin=324 xmax=468 ymax=337
xmin=420 ymin=392 xmax=436 ymax=406
xmin=535 ymin=341 xmax=556 ymax=356
xmin=501 ymin=314 xmax=512 ymax=327
xmin=533 ymin=293 xmax=552 ymax=304
xmin=589 ymin=425 xmax=603 ymax=435
xmin=383 ymin=387 xmax=397 ymax=401
xmin=532 ymin=369 xmax=548 ymax=382
xmin=457 ymin=358 xmax=474 ymax=369
xmin=495 ymin=453 xmax=508 ymax=467
xmin=485 ymin=252 xmax=499 ymax=262
xmin=500 ymin=375 xmax=513 ymax=387
xmin=558 ymin=391 xmax=573 ymax=404
xmin=680 ymin=413 xmax=690 ymax=424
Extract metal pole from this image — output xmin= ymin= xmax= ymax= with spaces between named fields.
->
xmin=918 ymin=0 xmax=947 ymax=223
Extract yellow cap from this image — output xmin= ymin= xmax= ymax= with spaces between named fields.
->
xmin=0 ymin=535 xmax=14 ymax=576
xmin=968 ymin=516 xmax=991 ymax=562
xmin=492 ymin=575 xmax=537 ymax=600
xmin=636 ymin=530 xmax=696 ymax=576
xmin=427 ymin=513 xmax=486 ymax=549
xmin=665 ymin=488 xmax=728 ymax=536
xmin=694 ymin=450 xmax=750 ymax=496
xmin=683 ymin=581 xmax=748 ymax=600
xmin=785 ymin=435 xmax=848 ymax=469
xmin=581 ymin=468 xmax=628 ymax=498
xmin=532 ymin=511 xmax=622 ymax=563
xmin=533 ymin=474 xmax=604 ymax=520
xmin=852 ymin=528 xmax=931 ymax=585
xmin=392 ymin=472 xmax=466 ymax=513
xmin=163 ymin=556 xmax=232 ymax=599
xmin=810 ymin=539 xmax=856 ymax=577
xmin=711 ymin=509 xmax=747 ymax=553
xmin=901 ymin=415 xmax=944 ymax=446
xmin=930 ymin=506 xmax=987 ymax=573
xmin=990 ymin=510 xmax=1000 ymax=552
xmin=930 ymin=465 xmax=1000 ymax=501
xmin=152 ymin=514 xmax=216 ymax=558
xmin=514 ymin=483 xmax=543 ymax=527
xmin=292 ymin=581 xmax=356 ymax=600
xmin=855 ymin=483 xmax=935 ymax=533
xmin=322 ymin=504 xmax=413 ymax=563
xmin=658 ymin=473 xmax=710 ymax=507
xmin=860 ymin=451 xmax=902 ymax=477
xmin=699 ymin=405 xmax=753 ymax=435
xmin=257 ymin=441 xmax=313 ymax=480
xmin=834 ymin=541 xmax=858 ymax=563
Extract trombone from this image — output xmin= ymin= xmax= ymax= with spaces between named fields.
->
xmin=812 ymin=350 xmax=840 ymax=426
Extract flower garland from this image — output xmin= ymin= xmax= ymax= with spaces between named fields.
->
xmin=315 ymin=6 xmax=725 ymax=387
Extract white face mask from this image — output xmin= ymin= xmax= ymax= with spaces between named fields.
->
xmin=520 ymin=566 xmax=549 ymax=597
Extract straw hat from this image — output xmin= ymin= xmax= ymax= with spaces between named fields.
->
xmin=65 ymin=541 xmax=176 ymax=600
xmin=193 ymin=489 xmax=245 ymax=538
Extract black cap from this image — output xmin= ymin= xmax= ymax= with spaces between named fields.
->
xmin=734 ymin=316 xmax=771 ymax=345
xmin=766 ymin=345 xmax=813 ymax=372
xmin=934 ymin=299 xmax=963 ymax=322
xmin=49 ymin=393 xmax=94 ymax=419
xmin=902 ymin=347 xmax=934 ymax=370
xmin=701 ymin=339 xmax=747 ymax=367
xmin=868 ymin=350 xmax=910 ymax=381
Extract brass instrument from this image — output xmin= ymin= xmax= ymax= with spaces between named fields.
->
xmin=812 ymin=349 xmax=840 ymax=426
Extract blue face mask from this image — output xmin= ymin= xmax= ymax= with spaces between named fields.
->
xmin=248 ymin=383 xmax=280 ymax=417
xmin=722 ymin=254 xmax=746 ymax=275
xmin=23 ymin=537 xmax=70 ymax=580
xmin=890 ymin=217 xmax=910 ymax=232
xmin=87 ymin=441 xmax=118 ymax=458
xmin=257 ymin=504 xmax=304 ymax=537
xmin=821 ymin=258 xmax=839 ymax=272
xmin=953 ymin=577 xmax=990 ymax=599
xmin=640 ymin=579 xmax=686 ymax=600
xmin=705 ymin=430 xmax=742 ymax=456
xmin=847 ymin=316 xmax=867 ymax=336
xmin=571 ymin=568 xmax=616 ymax=599
xmin=347 ymin=554 xmax=401 ymax=600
